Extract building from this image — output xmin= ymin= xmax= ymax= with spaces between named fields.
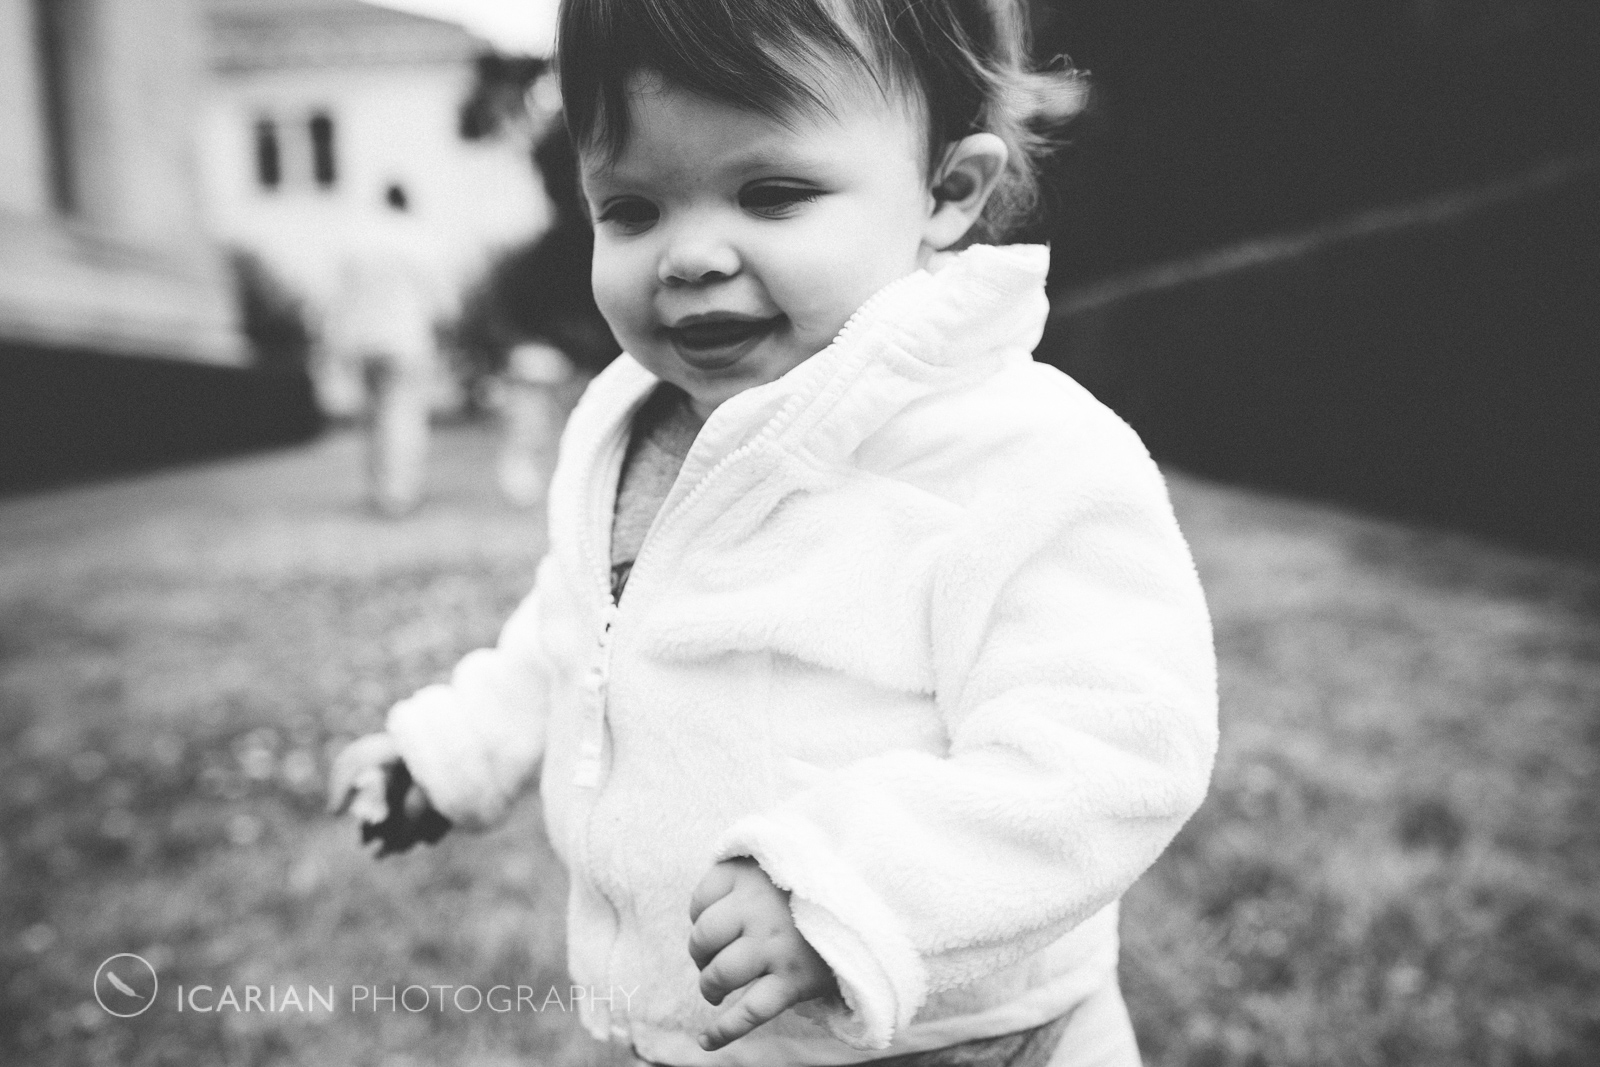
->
xmin=199 ymin=0 xmax=550 ymax=412
xmin=0 ymin=0 xmax=324 ymax=494
xmin=0 ymin=0 xmax=244 ymax=365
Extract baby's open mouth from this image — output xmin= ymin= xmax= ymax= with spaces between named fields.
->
xmin=665 ymin=315 xmax=783 ymax=366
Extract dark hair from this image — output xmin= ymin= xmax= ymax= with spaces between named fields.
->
xmin=556 ymin=0 xmax=1086 ymax=241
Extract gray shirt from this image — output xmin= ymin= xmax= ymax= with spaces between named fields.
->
xmin=610 ymin=384 xmax=703 ymax=601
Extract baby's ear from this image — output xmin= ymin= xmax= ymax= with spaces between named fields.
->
xmin=923 ymin=133 xmax=1008 ymax=250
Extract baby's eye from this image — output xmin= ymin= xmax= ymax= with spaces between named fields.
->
xmin=740 ymin=183 xmax=821 ymax=218
xmin=597 ymin=197 xmax=658 ymax=232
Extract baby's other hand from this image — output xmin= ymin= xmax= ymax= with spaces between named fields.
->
xmin=688 ymin=857 xmax=837 ymax=1051
xmin=327 ymin=733 xmax=451 ymax=856
xmin=327 ymin=733 xmax=399 ymax=823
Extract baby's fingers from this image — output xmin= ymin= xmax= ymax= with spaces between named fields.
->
xmin=688 ymin=859 xmax=743 ymax=923
xmin=345 ymin=769 xmax=390 ymax=825
xmin=326 ymin=734 xmax=400 ymax=814
xmin=697 ymin=940 xmax=763 ymax=1006
xmin=699 ymin=973 xmax=797 ymax=1052
xmin=688 ymin=898 xmax=743 ymax=971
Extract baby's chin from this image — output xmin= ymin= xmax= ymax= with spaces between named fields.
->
xmin=685 ymin=353 xmax=827 ymax=419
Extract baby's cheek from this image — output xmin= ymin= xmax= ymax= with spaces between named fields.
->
xmin=791 ymin=279 xmax=882 ymax=351
xmin=772 ymin=268 xmax=863 ymax=351
xmin=590 ymin=262 xmax=645 ymax=342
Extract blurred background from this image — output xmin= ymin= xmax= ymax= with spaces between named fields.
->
xmin=1 ymin=1 xmax=1598 ymax=1065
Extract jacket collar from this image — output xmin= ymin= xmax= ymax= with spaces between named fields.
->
xmin=555 ymin=244 xmax=1050 ymax=557
xmin=589 ymin=242 xmax=1049 ymax=455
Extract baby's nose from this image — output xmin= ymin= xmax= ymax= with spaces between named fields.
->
xmin=658 ymin=226 xmax=740 ymax=286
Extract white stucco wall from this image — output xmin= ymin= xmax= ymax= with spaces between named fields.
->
xmin=198 ymin=59 xmax=550 ymax=326
xmin=0 ymin=0 xmax=244 ymax=364
xmin=0 ymin=0 xmax=52 ymax=217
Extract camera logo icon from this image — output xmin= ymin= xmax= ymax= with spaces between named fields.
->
xmin=94 ymin=954 xmax=159 ymax=1017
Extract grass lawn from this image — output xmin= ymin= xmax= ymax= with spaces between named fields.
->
xmin=1 ymin=421 xmax=1596 ymax=1066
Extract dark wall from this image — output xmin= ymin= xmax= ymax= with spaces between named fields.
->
xmin=0 ymin=344 xmax=322 ymax=496
xmin=1039 ymin=162 xmax=1600 ymax=559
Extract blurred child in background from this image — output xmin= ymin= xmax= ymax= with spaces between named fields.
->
xmin=319 ymin=183 xmax=445 ymax=517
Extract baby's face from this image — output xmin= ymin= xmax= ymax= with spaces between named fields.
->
xmin=581 ymin=74 xmax=939 ymax=419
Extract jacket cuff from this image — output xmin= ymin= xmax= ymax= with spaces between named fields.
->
xmin=385 ymin=685 xmax=510 ymax=830
xmin=714 ymin=813 xmax=926 ymax=1050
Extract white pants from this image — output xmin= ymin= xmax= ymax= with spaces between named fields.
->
xmin=361 ymin=355 xmax=430 ymax=516
xmin=1043 ymin=983 xmax=1142 ymax=1067
xmin=630 ymin=983 xmax=1141 ymax=1067
xmin=496 ymin=343 xmax=575 ymax=508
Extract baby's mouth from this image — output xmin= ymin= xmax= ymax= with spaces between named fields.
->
xmin=665 ymin=314 xmax=783 ymax=367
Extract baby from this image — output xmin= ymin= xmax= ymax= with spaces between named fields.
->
xmin=330 ymin=1 xmax=1218 ymax=1065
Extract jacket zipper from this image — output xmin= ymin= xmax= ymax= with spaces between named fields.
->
xmin=570 ymin=269 xmax=919 ymax=1035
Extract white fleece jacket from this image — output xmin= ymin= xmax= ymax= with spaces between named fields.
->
xmin=386 ymin=244 xmax=1217 ymax=1066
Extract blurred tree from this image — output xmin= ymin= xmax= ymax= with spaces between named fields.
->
xmin=459 ymin=53 xmax=549 ymax=140
xmin=455 ymin=118 xmax=620 ymax=391
xmin=228 ymin=249 xmax=313 ymax=372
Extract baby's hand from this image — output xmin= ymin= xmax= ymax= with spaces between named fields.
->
xmin=687 ymin=857 xmax=837 ymax=1050
xmin=327 ymin=733 xmax=451 ymax=856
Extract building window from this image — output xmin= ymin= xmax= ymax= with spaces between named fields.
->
xmin=254 ymin=118 xmax=281 ymax=190
xmin=309 ymin=112 xmax=337 ymax=188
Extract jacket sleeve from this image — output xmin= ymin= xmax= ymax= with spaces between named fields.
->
xmin=713 ymin=394 xmax=1218 ymax=1050
xmin=385 ymin=552 xmax=564 ymax=829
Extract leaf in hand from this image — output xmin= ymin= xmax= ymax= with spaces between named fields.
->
xmin=361 ymin=761 xmax=451 ymax=857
